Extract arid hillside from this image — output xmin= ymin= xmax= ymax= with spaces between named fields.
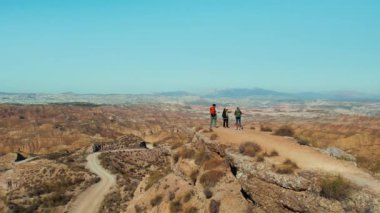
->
xmin=253 ymin=114 xmax=380 ymax=174
xmin=0 ymin=103 xmax=205 ymax=155
xmin=0 ymin=103 xmax=379 ymax=212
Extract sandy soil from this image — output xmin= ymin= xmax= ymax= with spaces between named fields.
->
xmin=213 ymin=127 xmax=380 ymax=195
xmin=69 ymin=152 xmax=116 ymax=213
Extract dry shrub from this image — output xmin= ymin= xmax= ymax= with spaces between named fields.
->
xmin=185 ymin=206 xmax=198 ymax=213
xmin=183 ymin=191 xmax=194 ymax=203
xmin=210 ymin=133 xmax=218 ymax=140
xmin=203 ymin=158 xmax=224 ymax=170
xmin=190 ymin=170 xmax=199 ymax=185
xmin=100 ymin=191 xmax=122 ymax=212
xmin=239 ymin=142 xmax=261 ymax=157
xmin=169 ymin=191 xmax=176 ymax=201
xmin=283 ymin=159 xmax=298 ymax=168
xmin=200 ymin=170 xmax=225 ymax=188
xmin=177 ymin=147 xmax=196 ymax=159
xmin=274 ymin=126 xmax=294 ymax=137
xmin=203 ymin=188 xmax=213 ymax=199
xmin=145 ymin=167 xmax=172 ymax=190
xmin=357 ymin=157 xmax=380 ymax=173
xmin=194 ymin=150 xmax=210 ymax=165
xmin=269 ymin=150 xmax=279 ymax=157
xmin=256 ymin=155 xmax=264 ymax=162
xmin=150 ymin=194 xmax=163 ymax=207
xmin=134 ymin=205 xmax=143 ymax=213
xmin=275 ymin=159 xmax=298 ymax=174
xmin=41 ymin=192 xmax=72 ymax=208
xmin=320 ymin=175 xmax=352 ymax=200
xmin=209 ymin=199 xmax=220 ymax=213
xmin=203 ymin=129 xmax=213 ymax=133
xmin=170 ymin=200 xmax=182 ymax=213
xmin=296 ymin=137 xmax=311 ymax=146
xmin=173 ymin=153 xmax=179 ymax=163
xmin=260 ymin=125 xmax=272 ymax=132
xmin=171 ymin=142 xmax=183 ymax=150
xmin=195 ymin=126 xmax=203 ymax=132
xmin=250 ymin=126 xmax=255 ymax=130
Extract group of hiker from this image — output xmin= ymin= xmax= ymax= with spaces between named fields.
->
xmin=209 ymin=104 xmax=243 ymax=130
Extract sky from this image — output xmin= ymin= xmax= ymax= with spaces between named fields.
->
xmin=0 ymin=0 xmax=379 ymax=94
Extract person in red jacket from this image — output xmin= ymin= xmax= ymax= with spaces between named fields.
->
xmin=209 ymin=104 xmax=217 ymax=129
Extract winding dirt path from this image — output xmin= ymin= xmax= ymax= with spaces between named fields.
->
xmin=213 ymin=128 xmax=380 ymax=195
xmin=70 ymin=152 xmax=116 ymax=213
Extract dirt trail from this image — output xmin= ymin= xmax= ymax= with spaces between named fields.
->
xmin=213 ymin=128 xmax=380 ymax=195
xmin=70 ymin=152 xmax=116 ymax=213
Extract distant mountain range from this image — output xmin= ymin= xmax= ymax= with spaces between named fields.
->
xmin=205 ymin=88 xmax=380 ymax=101
xmin=1 ymin=88 xmax=380 ymax=103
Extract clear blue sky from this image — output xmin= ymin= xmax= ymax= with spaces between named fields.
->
xmin=0 ymin=0 xmax=379 ymax=94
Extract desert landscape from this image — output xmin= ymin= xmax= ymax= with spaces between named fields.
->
xmin=0 ymin=100 xmax=379 ymax=213
xmin=2 ymin=1 xmax=379 ymax=212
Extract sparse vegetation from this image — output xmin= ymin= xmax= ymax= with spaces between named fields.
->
xmin=210 ymin=133 xmax=218 ymax=140
xmin=145 ymin=166 xmax=172 ymax=190
xmin=203 ymin=128 xmax=213 ymax=133
xmin=274 ymin=126 xmax=294 ymax=137
xmin=239 ymin=142 xmax=262 ymax=157
xmin=250 ymin=126 xmax=255 ymax=130
xmin=200 ymin=170 xmax=225 ymax=188
xmin=357 ymin=157 xmax=380 ymax=173
xmin=203 ymin=158 xmax=224 ymax=170
xmin=150 ymin=194 xmax=163 ymax=207
xmin=320 ymin=175 xmax=352 ymax=200
xmin=100 ymin=191 xmax=122 ymax=212
xmin=177 ymin=147 xmax=196 ymax=159
xmin=185 ymin=206 xmax=198 ymax=213
xmin=203 ymin=188 xmax=213 ymax=199
xmin=183 ymin=191 xmax=194 ymax=203
xmin=209 ymin=199 xmax=220 ymax=213
xmin=256 ymin=155 xmax=264 ymax=162
xmin=275 ymin=159 xmax=298 ymax=174
xmin=171 ymin=142 xmax=183 ymax=150
xmin=169 ymin=191 xmax=176 ymax=201
xmin=296 ymin=137 xmax=311 ymax=146
xmin=170 ymin=200 xmax=183 ymax=213
xmin=194 ymin=150 xmax=210 ymax=165
xmin=260 ymin=125 xmax=272 ymax=132
xmin=269 ymin=150 xmax=279 ymax=157
xmin=190 ymin=170 xmax=199 ymax=185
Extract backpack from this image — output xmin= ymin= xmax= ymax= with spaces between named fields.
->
xmin=210 ymin=106 xmax=216 ymax=116
xmin=235 ymin=110 xmax=241 ymax=117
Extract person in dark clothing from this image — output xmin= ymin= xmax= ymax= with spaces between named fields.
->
xmin=222 ymin=108 xmax=230 ymax=128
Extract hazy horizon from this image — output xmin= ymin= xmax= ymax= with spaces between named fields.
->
xmin=1 ymin=1 xmax=379 ymax=94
